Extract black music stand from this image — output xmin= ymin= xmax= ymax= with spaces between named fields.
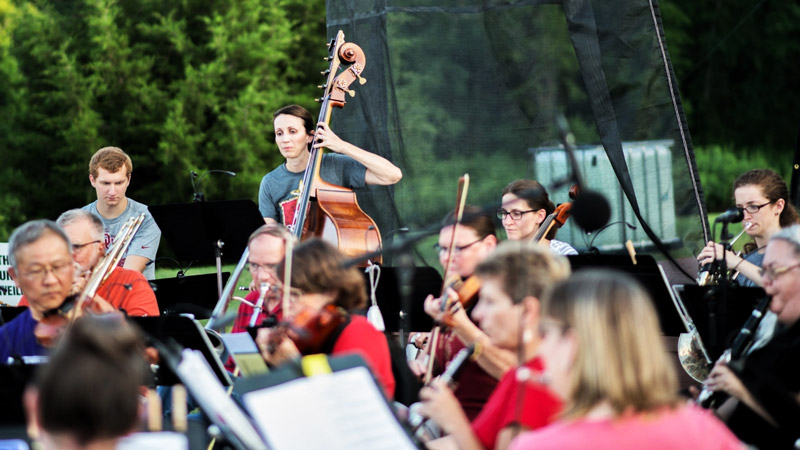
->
xmin=150 ymin=272 xmax=230 ymax=319
xmin=0 ymin=307 xmax=28 ymax=324
xmin=674 ymin=285 xmax=766 ymax=361
xmin=149 ymin=200 xmax=263 ymax=296
xmin=567 ymin=254 xmax=684 ymax=336
xmin=130 ymin=316 xmax=231 ymax=387
xmin=0 ymin=362 xmax=38 ymax=431
xmin=362 ymin=266 xmax=443 ymax=333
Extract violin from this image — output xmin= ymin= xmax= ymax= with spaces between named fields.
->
xmin=290 ymin=31 xmax=381 ymax=265
xmin=438 ymin=274 xmax=480 ymax=328
xmin=531 ymin=184 xmax=580 ymax=244
xmin=34 ymin=214 xmax=145 ymax=348
xmin=264 ymin=304 xmax=349 ymax=356
xmin=34 ymin=294 xmax=117 ymax=347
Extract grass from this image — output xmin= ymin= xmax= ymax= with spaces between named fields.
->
xmin=154 ymin=263 xmax=253 ymax=327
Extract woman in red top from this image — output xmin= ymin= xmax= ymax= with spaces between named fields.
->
xmin=419 ymin=241 xmax=570 ymax=450
xmin=255 ymin=239 xmax=395 ymax=399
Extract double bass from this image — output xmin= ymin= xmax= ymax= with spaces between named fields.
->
xmin=290 ymin=31 xmax=382 ymax=265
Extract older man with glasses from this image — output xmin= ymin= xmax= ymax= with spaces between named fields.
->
xmin=703 ymin=224 xmax=800 ymax=449
xmin=1 ymin=220 xmax=75 ymax=362
xmin=16 ymin=210 xmax=159 ymax=317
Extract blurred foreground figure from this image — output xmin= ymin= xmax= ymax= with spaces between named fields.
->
xmin=25 ymin=314 xmax=149 ymax=450
xmin=509 ymin=270 xmax=743 ymax=450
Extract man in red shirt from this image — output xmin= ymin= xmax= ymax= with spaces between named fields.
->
xmin=231 ymin=224 xmax=293 ymax=333
xmin=18 ymin=209 xmax=159 ymax=316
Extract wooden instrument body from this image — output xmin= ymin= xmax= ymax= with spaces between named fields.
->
xmin=292 ymin=31 xmax=382 ymax=264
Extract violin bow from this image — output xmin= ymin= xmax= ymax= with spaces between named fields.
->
xmin=423 ymin=174 xmax=470 ymax=385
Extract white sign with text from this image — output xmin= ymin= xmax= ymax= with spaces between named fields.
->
xmin=0 ymin=243 xmax=23 ymax=305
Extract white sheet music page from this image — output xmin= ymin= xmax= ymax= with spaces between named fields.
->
xmin=175 ymin=349 xmax=268 ymax=450
xmin=243 ymin=366 xmax=416 ymax=450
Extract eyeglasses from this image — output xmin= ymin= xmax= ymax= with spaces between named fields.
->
xmin=761 ymin=262 xmax=800 ymax=281
xmin=247 ymin=262 xmax=279 ymax=273
xmin=739 ymin=201 xmax=775 ymax=214
xmin=496 ymin=209 xmax=537 ymax=220
xmin=433 ymin=237 xmax=484 ymax=256
xmin=72 ymin=240 xmax=102 ymax=252
xmin=21 ymin=261 xmax=74 ymax=281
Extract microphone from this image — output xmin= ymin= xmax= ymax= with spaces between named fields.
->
xmin=571 ymin=190 xmax=611 ymax=233
xmin=554 ymin=114 xmax=611 ymax=233
xmin=191 ymin=169 xmax=237 ymax=202
xmin=715 ymin=207 xmax=744 ymax=224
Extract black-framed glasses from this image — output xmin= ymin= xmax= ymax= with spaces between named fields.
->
xmin=247 ymin=261 xmax=279 ymax=273
xmin=433 ymin=237 xmax=484 ymax=255
xmin=761 ymin=262 xmax=800 ymax=281
xmin=72 ymin=240 xmax=102 ymax=252
xmin=496 ymin=209 xmax=537 ymax=220
xmin=740 ymin=201 xmax=775 ymax=214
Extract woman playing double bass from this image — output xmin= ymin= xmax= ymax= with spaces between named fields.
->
xmin=258 ymin=105 xmax=402 ymax=225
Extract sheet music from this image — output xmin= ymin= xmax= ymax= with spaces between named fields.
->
xmin=243 ymin=366 xmax=416 ymax=450
xmin=116 ymin=432 xmax=188 ymax=449
xmin=175 ymin=349 xmax=267 ymax=450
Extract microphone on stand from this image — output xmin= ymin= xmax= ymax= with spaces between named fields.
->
xmin=554 ymin=114 xmax=611 ymax=233
xmin=191 ymin=169 xmax=237 ymax=202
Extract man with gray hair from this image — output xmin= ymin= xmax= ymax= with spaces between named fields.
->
xmin=0 ymin=220 xmax=74 ymax=361
xmin=703 ymin=224 xmax=800 ymax=449
xmin=16 ymin=209 xmax=159 ymax=317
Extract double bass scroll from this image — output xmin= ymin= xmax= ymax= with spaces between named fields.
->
xmin=290 ymin=31 xmax=381 ymax=265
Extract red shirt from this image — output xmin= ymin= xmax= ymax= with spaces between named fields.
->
xmin=18 ymin=266 xmax=159 ymax=316
xmin=472 ymin=357 xmax=562 ymax=449
xmin=333 ymin=315 xmax=396 ymax=400
xmin=232 ymin=290 xmax=283 ymax=333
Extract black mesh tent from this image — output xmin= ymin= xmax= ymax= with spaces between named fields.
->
xmin=323 ymin=0 xmax=708 ymax=282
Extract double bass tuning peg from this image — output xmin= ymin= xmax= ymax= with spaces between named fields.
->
xmin=320 ymin=69 xmax=330 ymax=76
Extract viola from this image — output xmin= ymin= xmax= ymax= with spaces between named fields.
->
xmin=531 ymin=184 xmax=580 ymax=244
xmin=290 ymin=31 xmax=381 ymax=265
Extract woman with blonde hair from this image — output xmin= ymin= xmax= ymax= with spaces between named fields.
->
xmin=510 ymin=270 xmax=743 ymax=449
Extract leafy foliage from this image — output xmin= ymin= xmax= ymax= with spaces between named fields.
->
xmin=0 ymin=0 xmax=328 ymax=239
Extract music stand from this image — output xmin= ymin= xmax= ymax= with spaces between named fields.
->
xmin=130 ymin=316 xmax=231 ymax=387
xmin=673 ymin=285 xmax=766 ymax=361
xmin=150 ymin=272 xmax=230 ymax=319
xmin=149 ymin=200 xmax=263 ymax=297
xmin=362 ymin=266 xmax=443 ymax=333
xmin=567 ymin=254 xmax=684 ymax=336
xmin=0 ymin=307 xmax=28 ymax=324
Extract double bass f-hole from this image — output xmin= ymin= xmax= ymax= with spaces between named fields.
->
xmin=290 ymin=30 xmax=381 ymax=265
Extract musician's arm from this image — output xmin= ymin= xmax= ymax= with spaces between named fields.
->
xmin=122 ymin=255 xmax=150 ymax=274
xmin=264 ymin=217 xmax=278 ymax=225
xmin=315 ymin=122 xmax=402 ymax=186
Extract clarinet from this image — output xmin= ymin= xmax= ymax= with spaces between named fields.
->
xmin=697 ymin=295 xmax=772 ymax=408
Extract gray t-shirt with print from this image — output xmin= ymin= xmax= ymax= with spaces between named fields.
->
xmin=258 ymin=153 xmax=367 ymax=225
xmin=82 ymin=198 xmax=161 ymax=280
